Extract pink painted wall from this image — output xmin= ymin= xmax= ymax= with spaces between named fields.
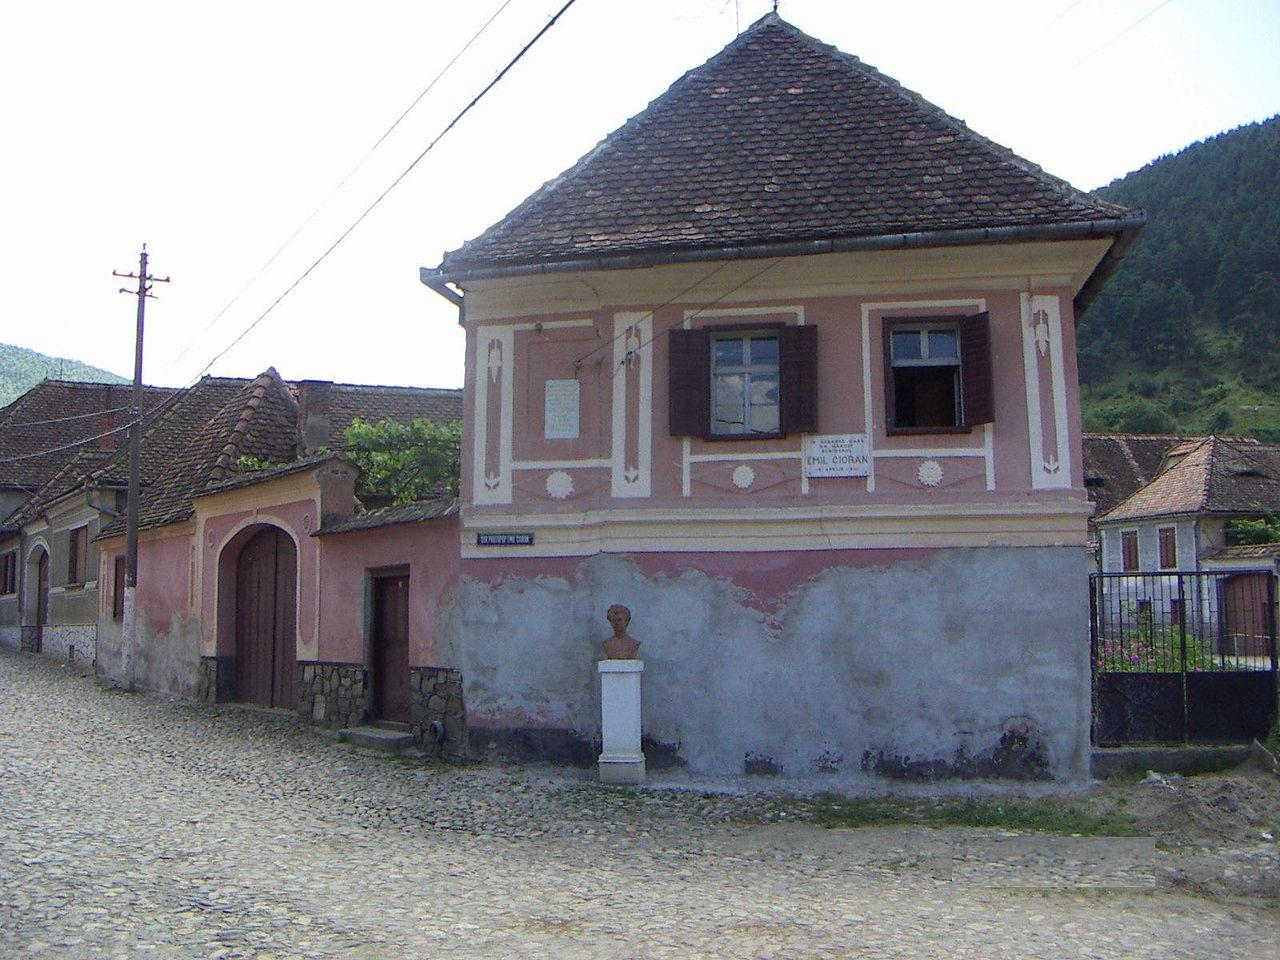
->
xmin=198 ymin=499 xmax=318 ymax=658
xmin=316 ymin=514 xmax=461 ymax=667
xmin=463 ymin=285 xmax=1086 ymax=512
xmin=100 ymin=531 xmax=194 ymax=630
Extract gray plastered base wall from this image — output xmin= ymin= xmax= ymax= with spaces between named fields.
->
xmin=446 ymin=547 xmax=1092 ymax=780
xmin=96 ymin=610 xmax=202 ymax=699
xmin=0 ymin=624 xmax=19 ymax=652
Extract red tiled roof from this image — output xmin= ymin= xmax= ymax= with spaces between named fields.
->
xmin=439 ymin=14 xmax=1138 ymax=275
xmin=1082 ymin=433 xmax=1210 ymax=519
xmin=0 ymin=380 xmax=176 ymax=492
xmin=1098 ymin=436 xmax=1280 ymax=523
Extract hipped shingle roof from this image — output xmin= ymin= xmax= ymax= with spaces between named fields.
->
xmin=439 ymin=13 xmax=1138 ymax=276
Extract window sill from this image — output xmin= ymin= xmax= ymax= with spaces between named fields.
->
xmin=703 ymin=431 xmax=788 ymax=443
xmin=65 ymin=582 xmax=85 ymax=592
xmin=885 ymin=425 xmax=973 ymax=437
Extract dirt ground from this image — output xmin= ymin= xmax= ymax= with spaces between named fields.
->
xmin=1075 ymin=762 xmax=1280 ymax=899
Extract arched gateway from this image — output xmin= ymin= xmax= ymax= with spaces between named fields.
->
xmin=232 ymin=526 xmax=297 ymax=709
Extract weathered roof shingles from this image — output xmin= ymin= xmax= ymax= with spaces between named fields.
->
xmin=440 ymin=14 xmax=1136 ymax=274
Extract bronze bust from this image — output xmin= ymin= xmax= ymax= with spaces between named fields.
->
xmin=602 ymin=604 xmax=641 ymax=659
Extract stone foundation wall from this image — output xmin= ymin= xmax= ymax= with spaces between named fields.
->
xmin=197 ymin=656 xmax=235 ymax=704
xmin=410 ymin=667 xmax=466 ymax=758
xmin=298 ymin=662 xmax=369 ymax=729
xmin=40 ymin=624 xmax=96 ymax=670
xmin=0 ymin=625 xmax=22 ymax=652
xmin=20 ymin=625 xmax=39 ymax=653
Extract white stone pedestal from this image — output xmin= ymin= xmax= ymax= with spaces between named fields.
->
xmin=598 ymin=659 xmax=645 ymax=784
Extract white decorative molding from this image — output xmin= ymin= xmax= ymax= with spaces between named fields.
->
xmin=917 ymin=461 xmax=943 ymax=487
xmin=611 ymin=312 xmax=653 ymax=498
xmin=680 ymin=305 xmax=808 ymax=496
xmin=545 ymin=471 xmax=574 ymax=500
xmin=860 ymin=298 xmax=993 ymax=494
xmin=513 ymin=458 xmax=610 ymax=471
xmin=1021 ymin=293 xmax=1071 ymax=489
xmin=473 ymin=327 xmax=514 ymax=504
xmin=731 ymin=465 xmax=756 ymax=490
xmin=460 ymin=500 xmax=1093 ymax=558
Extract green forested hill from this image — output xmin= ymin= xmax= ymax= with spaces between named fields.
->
xmin=0 ymin=342 xmax=127 ymax=406
xmin=1080 ymin=116 xmax=1280 ymax=437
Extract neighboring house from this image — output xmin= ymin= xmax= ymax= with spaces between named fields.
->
xmin=417 ymin=15 xmax=1143 ymax=778
xmin=88 ymin=370 xmax=463 ymax=746
xmin=0 ymin=380 xmax=175 ymax=656
xmin=1095 ymin=435 xmax=1280 ymax=656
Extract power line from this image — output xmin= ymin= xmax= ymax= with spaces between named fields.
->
xmin=0 ymin=403 xmax=133 ymax=430
xmin=167 ymin=0 xmax=519 ymax=368
xmin=0 ymin=421 xmax=137 ymax=464
xmin=570 ymin=259 xmax=737 ymax=371
xmin=1075 ymin=0 xmax=1176 ymax=66
xmin=606 ymin=256 xmax=787 ymax=381
xmin=1047 ymin=0 xmax=1088 ymax=27
xmin=186 ymin=0 xmax=580 ymax=386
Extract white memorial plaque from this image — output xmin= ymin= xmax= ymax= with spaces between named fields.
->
xmin=804 ymin=434 xmax=870 ymax=478
xmin=544 ymin=378 xmax=580 ymax=439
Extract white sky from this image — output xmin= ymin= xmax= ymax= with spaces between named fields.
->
xmin=1 ymin=0 xmax=1276 ymax=391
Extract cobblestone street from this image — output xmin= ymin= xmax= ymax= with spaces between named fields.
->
xmin=0 ymin=651 xmax=1276 ymax=959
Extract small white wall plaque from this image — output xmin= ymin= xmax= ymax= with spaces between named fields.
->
xmin=544 ymin=378 xmax=580 ymax=439
xmin=804 ymin=434 xmax=870 ymax=478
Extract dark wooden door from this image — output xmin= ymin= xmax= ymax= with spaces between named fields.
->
xmin=35 ymin=551 xmax=49 ymax=651
xmin=1221 ymin=572 xmax=1271 ymax=657
xmin=370 ymin=575 xmax=410 ymax=723
xmin=234 ymin=528 xmax=297 ymax=709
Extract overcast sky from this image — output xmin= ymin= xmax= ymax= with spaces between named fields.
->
xmin=2 ymin=0 xmax=1276 ymax=391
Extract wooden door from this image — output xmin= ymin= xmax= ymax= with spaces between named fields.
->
xmin=1220 ymin=572 xmax=1271 ymax=658
xmin=234 ymin=528 xmax=297 ymax=709
xmin=35 ymin=551 xmax=49 ymax=651
xmin=370 ymin=574 xmax=410 ymax=723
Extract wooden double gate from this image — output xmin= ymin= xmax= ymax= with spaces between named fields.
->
xmin=1090 ymin=570 xmax=1279 ymax=744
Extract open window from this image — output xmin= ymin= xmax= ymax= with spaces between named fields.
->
xmin=883 ymin=314 xmax=993 ymax=434
xmin=669 ymin=323 xmax=817 ymax=439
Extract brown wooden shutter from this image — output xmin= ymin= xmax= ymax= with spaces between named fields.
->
xmin=778 ymin=324 xmax=818 ymax=435
xmin=113 ymin=556 xmax=126 ymax=621
xmin=667 ymin=328 xmax=711 ymax=437
xmin=959 ymin=311 xmax=994 ymax=426
xmin=1158 ymin=527 xmax=1177 ymax=568
xmin=882 ymin=322 xmax=898 ymax=430
xmin=1122 ymin=531 xmax=1139 ymax=571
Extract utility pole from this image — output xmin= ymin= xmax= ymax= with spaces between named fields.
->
xmin=113 ymin=245 xmax=168 ymax=690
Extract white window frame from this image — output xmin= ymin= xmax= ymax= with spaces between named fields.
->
xmin=709 ymin=332 xmax=781 ymax=437
xmin=889 ymin=322 xmax=963 ymax=427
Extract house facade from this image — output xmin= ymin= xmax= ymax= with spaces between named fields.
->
xmin=1095 ymin=436 xmax=1280 ymax=657
xmin=0 ymin=380 xmax=174 ymax=658
xmin=86 ymin=371 xmax=465 ymax=746
xmin=420 ymin=15 xmax=1143 ymax=778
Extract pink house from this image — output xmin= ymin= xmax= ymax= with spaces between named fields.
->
xmin=419 ymin=15 xmax=1143 ymax=777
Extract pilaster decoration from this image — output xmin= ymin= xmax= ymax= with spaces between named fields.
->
xmin=410 ymin=667 xmax=467 ymax=758
xmin=473 ymin=328 xmax=515 ymax=504
xmin=297 ymin=662 xmax=368 ymax=729
xmin=611 ymin=312 xmax=653 ymax=498
xmin=1020 ymin=293 xmax=1072 ymax=489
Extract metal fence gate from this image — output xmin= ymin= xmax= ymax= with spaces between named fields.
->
xmin=1090 ymin=570 xmax=1279 ymax=745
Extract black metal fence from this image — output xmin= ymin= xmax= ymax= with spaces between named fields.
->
xmin=1090 ymin=570 xmax=1278 ymax=744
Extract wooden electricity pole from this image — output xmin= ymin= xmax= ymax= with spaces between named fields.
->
xmin=113 ymin=245 xmax=168 ymax=689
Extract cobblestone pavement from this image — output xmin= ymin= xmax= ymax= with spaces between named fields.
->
xmin=0 ymin=651 xmax=1276 ymax=959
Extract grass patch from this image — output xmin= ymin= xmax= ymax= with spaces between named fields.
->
xmin=808 ymin=795 xmax=1145 ymax=837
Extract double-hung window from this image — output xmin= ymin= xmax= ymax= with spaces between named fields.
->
xmin=668 ymin=323 xmax=817 ymax=440
xmin=710 ymin=333 xmax=780 ymax=437
xmin=68 ymin=526 xmax=88 ymax=586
